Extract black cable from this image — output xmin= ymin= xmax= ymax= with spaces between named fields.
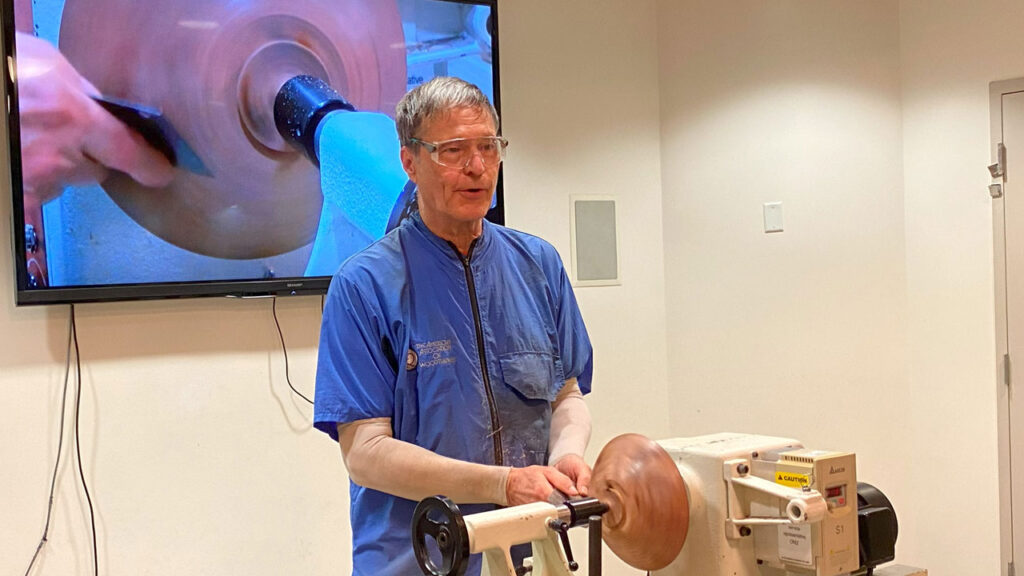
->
xmin=272 ymin=297 xmax=314 ymax=405
xmin=22 ymin=306 xmax=75 ymax=576
xmin=70 ymin=305 xmax=98 ymax=576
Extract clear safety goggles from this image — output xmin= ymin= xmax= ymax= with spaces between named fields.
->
xmin=410 ymin=136 xmax=509 ymax=169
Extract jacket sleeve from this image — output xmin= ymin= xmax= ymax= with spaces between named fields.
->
xmin=550 ymin=250 xmax=594 ymax=394
xmin=313 ymin=269 xmax=398 ymax=441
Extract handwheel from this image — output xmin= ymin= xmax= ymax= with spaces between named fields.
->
xmin=411 ymin=496 xmax=470 ymax=576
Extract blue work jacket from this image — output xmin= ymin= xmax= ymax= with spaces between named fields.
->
xmin=314 ymin=212 xmax=593 ymax=575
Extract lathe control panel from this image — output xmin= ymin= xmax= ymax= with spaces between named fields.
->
xmin=752 ymin=448 xmax=858 ymax=575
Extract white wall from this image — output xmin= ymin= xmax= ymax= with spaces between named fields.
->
xmin=657 ymin=0 xmax=909 ymax=499
xmin=0 ymin=275 xmax=351 ymax=572
xmin=0 ymin=1 xmax=669 ymax=575
xmin=899 ymin=1 xmax=1024 ymax=573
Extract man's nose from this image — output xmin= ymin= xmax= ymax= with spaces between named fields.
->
xmin=462 ymin=151 xmax=487 ymax=174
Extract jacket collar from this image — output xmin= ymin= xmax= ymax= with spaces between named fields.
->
xmin=408 ymin=211 xmax=491 ymax=263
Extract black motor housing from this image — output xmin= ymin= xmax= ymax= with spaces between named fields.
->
xmin=856 ymin=482 xmax=899 ymax=575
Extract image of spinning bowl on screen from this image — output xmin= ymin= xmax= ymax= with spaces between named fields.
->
xmin=57 ymin=0 xmax=407 ymax=258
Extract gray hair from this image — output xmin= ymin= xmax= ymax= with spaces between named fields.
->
xmin=395 ymin=77 xmax=500 ymax=146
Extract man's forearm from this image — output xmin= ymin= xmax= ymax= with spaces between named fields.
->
xmin=339 ymin=418 xmax=511 ymax=505
xmin=548 ymin=378 xmax=592 ymax=465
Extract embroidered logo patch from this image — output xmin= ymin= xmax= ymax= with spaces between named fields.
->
xmin=413 ymin=339 xmax=455 ymax=369
xmin=406 ymin=348 xmax=418 ymax=371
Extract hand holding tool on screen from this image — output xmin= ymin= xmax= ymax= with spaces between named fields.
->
xmin=14 ymin=32 xmax=174 ymax=204
xmin=89 ymin=96 xmax=212 ymax=177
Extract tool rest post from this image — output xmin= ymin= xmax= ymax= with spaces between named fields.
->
xmin=589 ymin=515 xmax=602 ymax=576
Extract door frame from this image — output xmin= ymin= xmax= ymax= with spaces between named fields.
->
xmin=992 ymin=77 xmax=1024 ymax=576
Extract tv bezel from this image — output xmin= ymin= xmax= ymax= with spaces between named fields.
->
xmin=3 ymin=0 xmax=503 ymax=306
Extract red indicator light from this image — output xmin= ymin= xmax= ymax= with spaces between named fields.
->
xmin=826 ymin=485 xmax=844 ymax=498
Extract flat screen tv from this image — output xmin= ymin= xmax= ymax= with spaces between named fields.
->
xmin=3 ymin=0 xmax=502 ymax=305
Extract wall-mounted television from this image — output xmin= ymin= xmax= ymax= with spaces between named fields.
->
xmin=3 ymin=0 xmax=502 ymax=305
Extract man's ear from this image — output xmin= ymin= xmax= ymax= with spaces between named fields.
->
xmin=400 ymin=146 xmax=417 ymax=183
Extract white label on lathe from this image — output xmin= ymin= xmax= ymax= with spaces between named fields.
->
xmin=778 ymin=524 xmax=813 ymax=566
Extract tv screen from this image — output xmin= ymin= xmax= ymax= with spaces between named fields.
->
xmin=3 ymin=0 xmax=501 ymax=305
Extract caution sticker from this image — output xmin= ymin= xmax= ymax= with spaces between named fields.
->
xmin=775 ymin=471 xmax=810 ymax=488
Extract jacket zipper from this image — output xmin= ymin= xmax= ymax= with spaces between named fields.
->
xmin=453 ymin=240 xmax=504 ymax=466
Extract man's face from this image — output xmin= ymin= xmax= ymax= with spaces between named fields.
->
xmin=401 ymin=106 xmax=499 ymax=234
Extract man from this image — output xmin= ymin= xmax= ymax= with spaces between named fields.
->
xmin=314 ymin=76 xmax=594 ymax=575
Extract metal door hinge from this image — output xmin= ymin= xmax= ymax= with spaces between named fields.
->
xmin=990 ymin=142 xmax=1007 ymax=180
xmin=1005 ymin=354 xmax=1012 ymax=388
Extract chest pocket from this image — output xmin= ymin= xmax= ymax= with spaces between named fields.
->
xmin=498 ymin=351 xmax=563 ymax=403
xmin=493 ymin=351 xmax=562 ymax=467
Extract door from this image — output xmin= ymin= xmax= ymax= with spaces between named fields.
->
xmin=993 ymin=79 xmax=1024 ymax=576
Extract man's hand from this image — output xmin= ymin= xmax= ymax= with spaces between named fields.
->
xmin=15 ymin=32 xmax=175 ymax=204
xmin=552 ymin=453 xmax=592 ymax=497
xmin=505 ymin=465 xmax=579 ymax=507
